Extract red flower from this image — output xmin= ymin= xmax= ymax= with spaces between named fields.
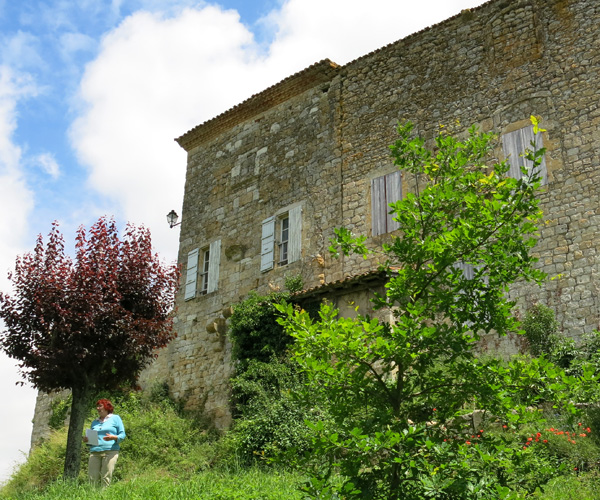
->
xmin=543 ymin=440 xmax=548 ymax=444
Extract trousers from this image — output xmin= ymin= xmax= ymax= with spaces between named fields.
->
xmin=88 ymin=450 xmax=119 ymax=487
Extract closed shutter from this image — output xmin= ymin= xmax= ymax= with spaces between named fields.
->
xmin=372 ymin=170 xmax=401 ymax=236
xmin=260 ymin=217 xmax=275 ymax=272
xmin=455 ymin=261 xmax=475 ymax=281
xmin=184 ymin=248 xmax=199 ymax=300
xmin=371 ymin=175 xmax=386 ymax=237
xmin=502 ymin=125 xmax=547 ymax=185
xmin=207 ymin=239 xmax=221 ymax=294
xmin=288 ymin=205 xmax=302 ymax=264
xmin=385 ymin=171 xmax=401 ymax=233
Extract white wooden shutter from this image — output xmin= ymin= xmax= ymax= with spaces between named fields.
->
xmin=385 ymin=171 xmax=401 ymax=233
xmin=207 ymin=239 xmax=221 ymax=294
xmin=260 ymin=217 xmax=275 ymax=272
xmin=455 ymin=261 xmax=475 ymax=280
xmin=184 ymin=248 xmax=199 ymax=300
xmin=502 ymin=125 xmax=547 ymax=185
xmin=371 ymin=171 xmax=401 ymax=236
xmin=371 ymin=175 xmax=386 ymax=236
xmin=288 ymin=205 xmax=302 ymax=264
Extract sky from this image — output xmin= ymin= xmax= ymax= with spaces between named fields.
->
xmin=0 ymin=0 xmax=490 ymax=484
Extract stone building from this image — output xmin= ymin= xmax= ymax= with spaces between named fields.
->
xmin=30 ymin=0 xmax=600 ymax=437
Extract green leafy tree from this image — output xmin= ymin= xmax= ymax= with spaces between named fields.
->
xmin=0 ymin=218 xmax=179 ymax=479
xmin=277 ymin=119 xmax=564 ymax=498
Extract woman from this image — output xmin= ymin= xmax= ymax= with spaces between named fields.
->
xmin=83 ymin=399 xmax=126 ymax=487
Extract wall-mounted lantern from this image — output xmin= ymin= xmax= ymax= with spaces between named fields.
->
xmin=166 ymin=210 xmax=181 ymax=228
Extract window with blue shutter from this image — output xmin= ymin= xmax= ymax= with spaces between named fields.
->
xmin=371 ymin=170 xmax=402 ymax=236
xmin=502 ymin=125 xmax=547 ymax=185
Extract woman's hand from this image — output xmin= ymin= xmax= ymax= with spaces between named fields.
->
xmin=103 ymin=433 xmax=118 ymax=441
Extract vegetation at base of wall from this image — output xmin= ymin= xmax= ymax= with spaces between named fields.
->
xmin=228 ymin=291 xmax=292 ymax=365
xmin=49 ymin=395 xmax=72 ymax=431
xmin=228 ymin=357 xmax=333 ymax=462
xmin=522 ymin=304 xmax=559 ymax=357
xmin=0 ymin=384 xmax=303 ymax=500
xmin=4 ymin=396 xmax=600 ymax=499
xmin=523 ymin=304 xmax=600 ymax=381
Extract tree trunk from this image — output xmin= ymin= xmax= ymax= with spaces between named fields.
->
xmin=63 ymin=383 xmax=92 ymax=479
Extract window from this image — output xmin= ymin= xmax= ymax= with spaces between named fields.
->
xmin=199 ymin=247 xmax=210 ymax=295
xmin=185 ymin=240 xmax=221 ymax=300
xmin=278 ymin=215 xmax=289 ymax=266
xmin=371 ymin=170 xmax=402 ymax=236
xmin=261 ymin=205 xmax=301 ymax=272
xmin=502 ymin=125 xmax=547 ymax=185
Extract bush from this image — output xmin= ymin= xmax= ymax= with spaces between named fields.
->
xmin=229 ymin=358 xmax=329 ymax=463
xmin=522 ymin=304 xmax=559 ymax=357
xmin=228 ymin=292 xmax=292 ymax=365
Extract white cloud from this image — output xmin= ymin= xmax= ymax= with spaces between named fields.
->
xmin=263 ymin=0 xmax=490 ymax=69
xmin=59 ymin=32 xmax=96 ymax=58
xmin=0 ymin=31 xmax=44 ymax=71
xmin=69 ymin=0 xmax=488 ymax=261
xmin=33 ymin=152 xmax=61 ymax=179
xmin=0 ymin=65 xmax=36 ymax=284
xmin=69 ymin=5 xmax=278 ymax=260
xmin=0 ymin=64 xmax=38 ymax=485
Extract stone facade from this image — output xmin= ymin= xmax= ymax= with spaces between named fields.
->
xmin=143 ymin=0 xmax=600 ymax=429
xmin=30 ymin=0 xmax=600 ymax=437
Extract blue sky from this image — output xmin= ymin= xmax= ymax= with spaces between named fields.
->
xmin=0 ymin=0 xmax=489 ymax=483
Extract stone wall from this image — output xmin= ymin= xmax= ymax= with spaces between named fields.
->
xmin=143 ymin=0 xmax=600 ymax=429
xmin=30 ymin=0 xmax=600 ymax=438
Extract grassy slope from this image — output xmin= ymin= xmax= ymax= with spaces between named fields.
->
xmin=2 ymin=390 xmax=600 ymax=500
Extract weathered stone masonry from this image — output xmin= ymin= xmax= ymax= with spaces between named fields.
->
xmin=30 ymin=0 xmax=600 ymax=437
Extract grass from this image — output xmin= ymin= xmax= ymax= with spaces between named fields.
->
xmin=4 ymin=469 xmax=305 ymax=500
xmin=3 ymin=386 xmax=600 ymax=499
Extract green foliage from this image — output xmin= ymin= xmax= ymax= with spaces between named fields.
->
xmin=228 ymin=292 xmax=292 ymax=365
xmin=522 ymin=305 xmax=600 ymax=400
xmin=284 ymin=274 xmax=304 ymax=293
xmin=229 ymin=358 xmax=329 ymax=462
xmin=275 ymin=119 xmax=589 ymax=498
xmin=49 ymin=395 xmax=72 ymax=431
xmin=522 ymin=304 xmax=559 ymax=357
xmin=1 ymin=469 xmax=305 ymax=499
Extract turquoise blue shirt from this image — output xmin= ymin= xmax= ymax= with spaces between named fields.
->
xmin=87 ymin=414 xmax=126 ymax=452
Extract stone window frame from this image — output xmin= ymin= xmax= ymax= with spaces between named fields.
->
xmin=260 ymin=203 xmax=302 ymax=272
xmin=184 ymin=239 xmax=221 ymax=300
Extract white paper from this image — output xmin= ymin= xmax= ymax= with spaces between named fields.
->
xmin=86 ymin=429 xmax=99 ymax=446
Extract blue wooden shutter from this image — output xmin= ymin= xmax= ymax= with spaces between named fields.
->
xmin=288 ymin=206 xmax=302 ymax=264
xmin=261 ymin=217 xmax=275 ymax=272
xmin=185 ymin=248 xmax=199 ymax=300
xmin=502 ymin=125 xmax=547 ymax=185
xmin=207 ymin=239 xmax=221 ymax=294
